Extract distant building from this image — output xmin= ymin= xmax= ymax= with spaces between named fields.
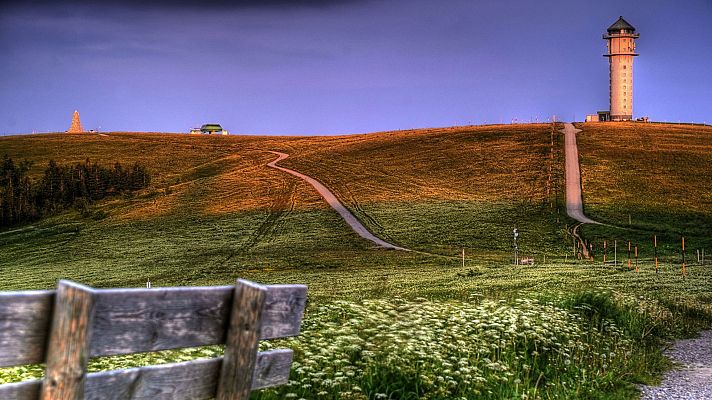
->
xmin=67 ymin=110 xmax=84 ymax=133
xmin=597 ymin=111 xmax=611 ymax=122
xmin=190 ymin=124 xmax=228 ymax=135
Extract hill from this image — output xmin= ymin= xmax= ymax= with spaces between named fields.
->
xmin=0 ymin=123 xmax=710 ymax=296
xmin=0 ymin=124 xmax=570 ymax=294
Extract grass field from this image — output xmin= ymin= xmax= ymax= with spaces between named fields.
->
xmin=1 ymin=123 xmax=711 ymax=399
xmin=0 ymin=125 xmax=570 ymax=289
xmin=575 ymin=122 xmax=712 ymax=263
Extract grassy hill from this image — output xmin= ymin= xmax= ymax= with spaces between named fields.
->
xmin=575 ymin=122 xmax=712 ymax=264
xmin=0 ymin=123 xmax=709 ymax=299
xmin=1 ymin=123 xmax=711 ymax=399
xmin=0 ymin=124 xmax=571 ymax=294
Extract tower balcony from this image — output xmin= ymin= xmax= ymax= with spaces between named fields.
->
xmin=603 ymin=33 xmax=640 ymax=39
xmin=603 ymin=52 xmax=639 ymax=57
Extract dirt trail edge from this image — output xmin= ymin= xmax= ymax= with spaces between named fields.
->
xmin=266 ymin=151 xmax=408 ymax=251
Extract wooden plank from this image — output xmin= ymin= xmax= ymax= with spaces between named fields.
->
xmin=0 ymin=290 xmax=54 ymax=367
xmin=85 ymin=358 xmax=218 ymax=400
xmin=89 ymin=284 xmax=307 ymax=357
xmin=217 ymin=279 xmax=267 ymax=400
xmin=90 ymin=286 xmax=234 ymax=357
xmin=41 ymin=280 xmax=96 ymax=400
xmin=0 ymin=380 xmax=39 ymax=400
xmin=252 ymin=349 xmax=293 ymax=389
xmin=0 ymin=350 xmax=293 ymax=400
xmin=0 ymin=283 xmax=308 ymax=365
xmin=260 ymin=284 xmax=308 ymax=340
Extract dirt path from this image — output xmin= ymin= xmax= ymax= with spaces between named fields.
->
xmin=266 ymin=151 xmax=408 ymax=251
xmin=561 ymin=123 xmax=598 ymax=225
xmin=640 ymin=330 xmax=712 ymax=399
xmin=561 ymin=123 xmax=600 ymax=259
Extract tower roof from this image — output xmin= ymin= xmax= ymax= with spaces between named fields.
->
xmin=607 ymin=16 xmax=636 ymax=33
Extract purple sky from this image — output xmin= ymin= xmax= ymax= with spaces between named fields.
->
xmin=1 ymin=0 xmax=711 ymax=135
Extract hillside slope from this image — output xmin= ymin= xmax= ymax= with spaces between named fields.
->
xmin=1 ymin=123 xmax=710 ymax=294
xmin=0 ymin=125 xmax=566 ymax=291
xmin=575 ymin=122 xmax=712 ymax=260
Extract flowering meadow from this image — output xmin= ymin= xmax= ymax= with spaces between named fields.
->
xmin=255 ymin=295 xmax=633 ymax=399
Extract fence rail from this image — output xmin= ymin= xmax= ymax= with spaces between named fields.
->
xmin=0 ymin=279 xmax=307 ymax=400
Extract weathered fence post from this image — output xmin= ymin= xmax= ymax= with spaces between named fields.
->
xmin=626 ymin=241 xmax=631 ymax=269
xmin=41 ymin=281 xmax=96 ymax=400
xmin=217 ymin=279 xmax=267 ymax=400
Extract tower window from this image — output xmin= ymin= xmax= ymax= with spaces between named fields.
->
xmin=623 ymin=65 xmax=627 ymax=69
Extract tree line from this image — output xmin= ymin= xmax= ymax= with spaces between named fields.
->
xmin=1 ymin=155 xmax=150 ymax=227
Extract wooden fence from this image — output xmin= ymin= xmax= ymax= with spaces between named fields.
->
xmin=0 ymin=279 xmax=307 ymax=400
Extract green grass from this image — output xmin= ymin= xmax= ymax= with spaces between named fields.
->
xmin=575 ymin=122 xmax=712 ymax=262
xmin=0 ymin=123 xmax=711 ymax=399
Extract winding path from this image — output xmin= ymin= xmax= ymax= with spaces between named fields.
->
xmin=266 ymin=151 xmax=407 ymax=251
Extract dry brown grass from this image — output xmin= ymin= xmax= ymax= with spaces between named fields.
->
xmin=576 ymin=122 xmax=712 ymax=216
xmin=280 ymin=124 xmax=552 ymax=206
xmin=1 ymin=125 xmax=553 ymax=222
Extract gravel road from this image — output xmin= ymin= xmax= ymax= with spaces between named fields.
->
xmin=640 ymin=330 xmax=712 ymax=399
